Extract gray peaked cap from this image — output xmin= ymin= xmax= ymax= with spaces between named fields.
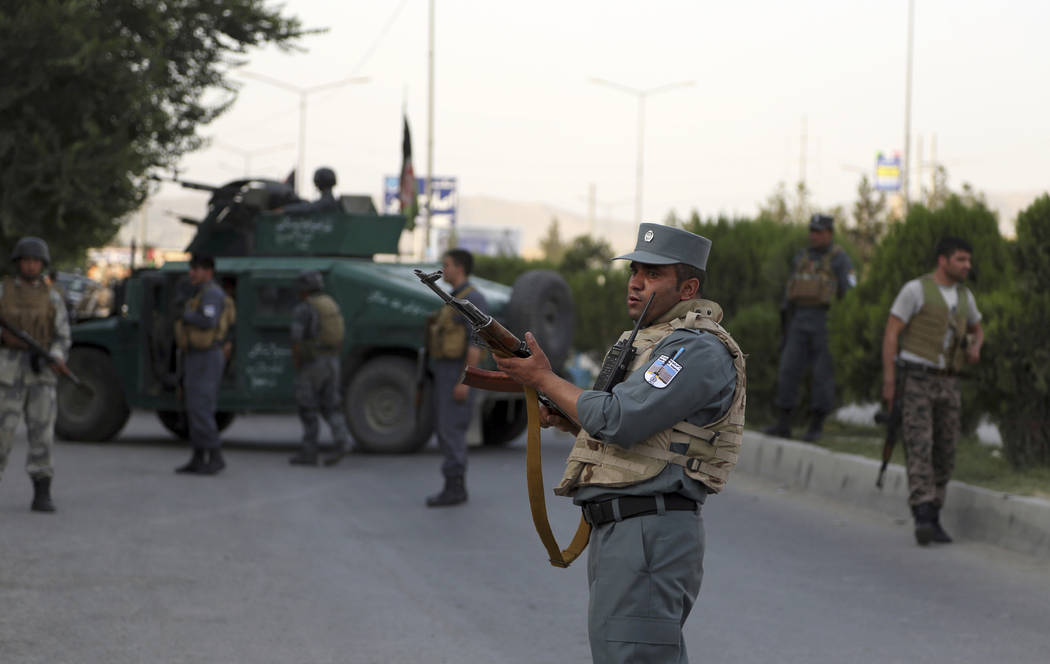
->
xmin=614 ymin=223 xmax=712 ymax=271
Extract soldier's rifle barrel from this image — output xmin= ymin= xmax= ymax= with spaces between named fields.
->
xmin=0 ymin=317 xmax=86 ymax=389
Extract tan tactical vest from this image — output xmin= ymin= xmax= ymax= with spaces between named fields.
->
xmin=175 ymin=284 xmax=236 ymax=351
xmin=427 ymin=285 xmax=474 ymax=360
xmin=786 ymin=245 xmax=843 ymax=306
xmin=899 ymin=274 xmax=971 ymax=371
xmin=0 ymin=276 xmax=56 ymax=349
xmin=555 ymin=298 xmax=747 ymax=496
xmin=299 ymin=293 xmax=345 ymax=362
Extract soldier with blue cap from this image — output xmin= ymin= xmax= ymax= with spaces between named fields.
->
xmin=765 ymin=213 xmax=855 ymax=441
xmin=497 ymin=223 xmax=746 ymax=664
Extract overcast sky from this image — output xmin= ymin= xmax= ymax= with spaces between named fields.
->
xmin=171 ymin=0 xmax=1050 ymax=226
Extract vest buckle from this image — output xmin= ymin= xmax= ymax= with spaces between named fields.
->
xmin=686 ymin=458 xmax=703 ymax=472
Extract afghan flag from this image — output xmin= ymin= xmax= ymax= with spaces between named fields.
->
xmin=399 ymin=115 xmax=418 ymax=230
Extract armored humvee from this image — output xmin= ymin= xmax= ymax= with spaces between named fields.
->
xmin=56 ymin=178 xmax=574 ymax=453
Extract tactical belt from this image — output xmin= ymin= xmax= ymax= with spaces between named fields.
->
xmin=897 ymin=360 xmax=954 ymax=377
xmin=582 ymin=494 xmax=697 ymax=528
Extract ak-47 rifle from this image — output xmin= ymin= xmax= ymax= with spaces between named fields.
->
xmin=0 ymin=316 xmax=86 ymax=389
xmin=413 ymin=268 xmax=570 ymax=419
xmin=875 ymin=369 xmax=905 ymax=489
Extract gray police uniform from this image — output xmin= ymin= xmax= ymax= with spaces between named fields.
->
xmin=290 ymin=298 xmax=352 ymax=456
xmin=575 ymin=328 xmax=735 ymax=663
xmin=430 ymin=282 xmax=488 ymax=480
xmin=181 ymin=280 xmax=227 ymax=451
xmin=560 ymin=222 xmax=744 ymax=664
xmin=0 ymin=278 xmax=70 ymax=481
xmin=774 ymin=244 xmax=854 ymax=414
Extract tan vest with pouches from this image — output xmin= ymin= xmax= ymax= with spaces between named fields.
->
xmin=555 ymin=298 xmax=747 ymax=496
xmin=299 ymin=293 xmax=345 ymax=362
xmin=899 ymin=274 xmax=971 ymax=371
xmin=786 ymin=245 xmax=842 ymax=306
xmin=175 ymin=283 xmax=236 ymax=351
xmin=427 ymin=285 xmax=474 ymax=360
xmin=0 ymin=276 xmax=55 ymax=349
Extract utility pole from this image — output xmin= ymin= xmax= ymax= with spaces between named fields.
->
xmin=902 ymin=0 xmax=915 ymax=214
xmin=424 ymin=0 xmax=436 ymax=259
xmin=800 ymin=115 xmax=808 ymax=188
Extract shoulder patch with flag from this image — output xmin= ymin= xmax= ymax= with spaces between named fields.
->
xmin=644 ymin=354 xmax=683 ymax=388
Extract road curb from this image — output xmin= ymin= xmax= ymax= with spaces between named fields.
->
xmin=738 ymin=431 xmax=1050 ymax=560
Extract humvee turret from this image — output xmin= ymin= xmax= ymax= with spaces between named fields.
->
xmin=57 ymin=178 xmax=574 ymax=453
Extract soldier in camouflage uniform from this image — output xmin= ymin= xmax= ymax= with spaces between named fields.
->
xmin=0 ymin=237 xmax=71 ymax=512
xmin=496 ymin=223 xmax=746 ymax=664
xmin=882 ymin=237 xmax=983 ymax=546
xmin=289 ymin=270 xmax=352 ymax=466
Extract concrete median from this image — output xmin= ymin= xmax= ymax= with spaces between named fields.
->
xmin=739 ymin=431 xmax=1050 ymax=560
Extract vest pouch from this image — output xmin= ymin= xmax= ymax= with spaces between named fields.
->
xmin=428 ymin=309 xmax=469 ymax=360
xmin=786 ymin=275 xmax=834 ymax=306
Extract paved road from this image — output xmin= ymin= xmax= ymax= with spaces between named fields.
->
xmin=2 ymin=412 xmax=1048 ymax=664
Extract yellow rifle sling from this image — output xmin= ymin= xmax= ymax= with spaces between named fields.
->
xmin=523 ymin=386 xmax=591 ymax=568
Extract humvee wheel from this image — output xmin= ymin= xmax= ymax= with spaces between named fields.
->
xmin=345 ymin=356 xmax=434 ymax=454
xmin=481 ymin=398 xmax=528 ymax=446
xmin=506 ymin=270 xmax=575 ymax=369
xmin=157 ymin=410 xmax=236 ymax=439
xmin=56 ymin=347 xmax=130 ymax=442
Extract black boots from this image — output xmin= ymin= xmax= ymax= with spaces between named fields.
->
xmin=930 ymin=505 xmax=953 ymax=543
xmin=801 ymin=411 xmax=829 ymax=442
xmin=176 ymin=449 xmax=225 ymax=475
xmin=912 ymin=502 xmax=953 ymax=545
xmin=763 ymin=408 xmax=792 ymax=438
xmin=426 ymin=475 xmax=468 ymax=507
xmin=31 ymin=476 xmax=55 ymax=513
xmin=912 ymin=502 xmax=936 ymax=545
xmin=175 ymin=449 xmax=206 ymax=474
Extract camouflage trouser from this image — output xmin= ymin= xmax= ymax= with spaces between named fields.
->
xmin=295 ymin=355 xmax=351 ymax=455
xmin=0 ymin=372 xmax=57 ymax=481
xmin=900 ymin=370 xmax=961 ymax=507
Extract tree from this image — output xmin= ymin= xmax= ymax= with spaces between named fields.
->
xmin=758 ymin=182 xmax=791 ymax=223
xmin=847 ymin=174 xmax=888 ymax=263
xmin=0 ymin=0 xmax=308 ymax=265
xmin=539 ymin=217 xmax=565 ymax=264
xmin=560 ymin=235 xmax=614 ymax=273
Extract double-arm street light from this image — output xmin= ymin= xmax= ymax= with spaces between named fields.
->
xmin=237 ymin=72 xmax=370 ymax=194
xmin=590 ymin=77 xmax=694 ymax=224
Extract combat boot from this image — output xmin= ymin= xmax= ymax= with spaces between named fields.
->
xmin=31 ymin=476 xmax=56 ymax=513
xmin=930 ymin=505 xmax=953 ymax=543
xmin=801 ymin=411 xmax=828 ymax=442
xmin=199 ymin=449 xmax=226 ymax=475
xmin=175 ymin=449 xmax=206 ymax=474
xmin=289 ymin=451 xmax=319 ymax=466
xmin=762 ymin=408 xmax=793 ymax=438
xmin=426 ymin=475 xmax=468 ymax=507
xmin=912 ymin=502 xmax=936 ymax=546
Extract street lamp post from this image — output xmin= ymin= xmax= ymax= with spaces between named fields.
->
xmin=238 ymin=72 xmax=369 ymax=194
xmin=590 ymin=77 xmax=694 ymax=224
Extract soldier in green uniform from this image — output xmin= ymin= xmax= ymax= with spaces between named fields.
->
xmin=765 ymin=213 xmax=855 ymax=441
xmin=882 ymin=236 xmax=983 ymax=545
xmin=289 ymin=270 xmax=352 ymax=466
xmin=496 ymin=223 xmax=745 ymax=664
xmin=0 ymin=237 xmax=71 ymax=512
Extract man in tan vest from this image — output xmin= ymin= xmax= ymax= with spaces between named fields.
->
xmin=496 ymin=223 xmax=745 ymax=664
xmin=0 ymin=237 xmax=70 ymax=512
xmin=882 ymin=236 xmax=983 ymax=546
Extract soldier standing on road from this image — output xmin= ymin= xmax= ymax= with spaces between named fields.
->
xmin=289 ymin=270 xmax=352 ymax=466
xmin=0 ymin=238 xmax=71 ymax=512
xmin=282 ymin=167 xmax=340 ymax=216
xmin=882 ymin=236 xmax=983 ymax=546
xmin=425 ymin=248 xmax=488 ymax=507
xmin=495 ymin=223 xmax=746 ymax=664
xmin=765 ymin=213 xmax=856 ymax=441
xmin=174 ymin=254 xmax=234 ymax=475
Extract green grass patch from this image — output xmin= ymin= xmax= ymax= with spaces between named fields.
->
xmin=749 ymin=419 xmax=1050 ymax=500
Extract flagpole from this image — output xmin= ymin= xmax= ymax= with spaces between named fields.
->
xmin=424 ymin=0 xmax=435 ymax=261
